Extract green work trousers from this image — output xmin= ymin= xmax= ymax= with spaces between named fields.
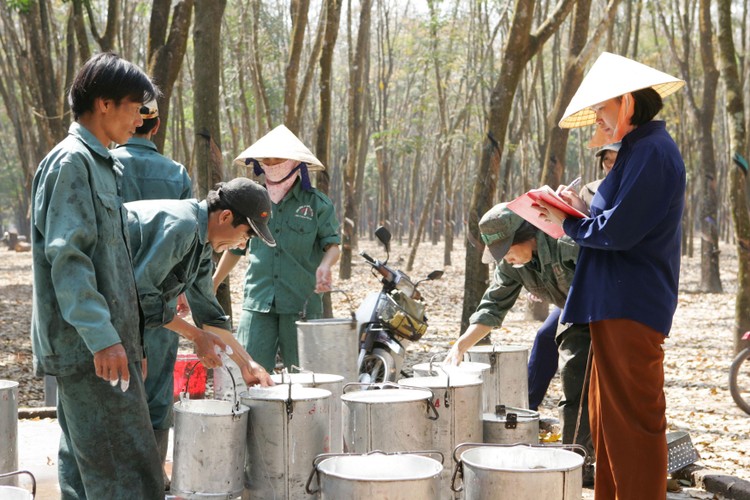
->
xmin=556 ymin=323 xmax=594 ymax=460
xmin=143 ymin=326 xmax=180 ymax=430
xmin=56 ymin=361 xmax=163 ymax=500
xmin=237 ymin=307 xmax=320 ymax=372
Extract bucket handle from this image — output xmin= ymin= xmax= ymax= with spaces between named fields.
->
xmin=0 ymin=470 xmax=36 ymax=499
xmin=290 ymin=365 xmax=317 ymax=386
xmin=299 ymin=289 xmax=356 ymax=321
xmin=305 ymin=449 xmax=446 ymax=495
xmin=179 ymin=359 xmax=202 ymax=402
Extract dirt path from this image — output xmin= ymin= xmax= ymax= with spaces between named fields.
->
xmin=2 ymin=238 xmax=748 ymax=481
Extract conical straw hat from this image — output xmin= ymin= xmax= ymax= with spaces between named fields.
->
xmin=559 ymin=52 xmax=685 ymax=129
xmin=234 ymin=124 xmax=325 ymax=171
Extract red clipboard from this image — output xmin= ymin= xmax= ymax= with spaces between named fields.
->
xmin=507 ymin=186 xmax=586 ymax=238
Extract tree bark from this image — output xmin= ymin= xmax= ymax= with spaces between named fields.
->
xmin=147 ymin=0 xmax=194 ymax=152
xmin=339 ymin=0 xmax=372 ymax=280
xmin=193 ymin=0 xmax=230 ymax=316
xmin=717 ymin=0 xmax=750 ymax=354
xmin=461 ymin=0 xmax=575 ymax=332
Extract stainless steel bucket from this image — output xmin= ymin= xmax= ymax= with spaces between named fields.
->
xmin=452 ymin=444 xmax=584 ymax=500
xmin=399 ymin=375 xmax=483 ymax=499
xmin=171 ymin=399 xmax=250 ymax=499
xmin=241 ymin=385 xmax=331 ymax=500
xmin=412 ymin=361 xmax=491 ymax=414
xmin=0 ymin=380 xmax=19 ymax=486
xmin=464 ymin=345 xmax=529 ymax=409
xmin=341 ymin=383 xmax=438 ymax=453
xmin=306 ymin=451 xmax=443 ymax=499
xmin=297 ymin=290 xmax=359 ymax=383
xmin=271 ymin=372 xmax=345 ymax=453
xmin=483 ymin=405 xmax=540 ymax=444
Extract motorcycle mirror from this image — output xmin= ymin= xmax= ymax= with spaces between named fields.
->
xmin=427 ymin=270 xmax=444 ymax=281
xmin=374 ymin=226 xmax=391 ymax=253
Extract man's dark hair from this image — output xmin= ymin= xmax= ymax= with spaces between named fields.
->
xmin=135 ymin=117 xmax=159 ymax=135
xmin=630 ymin=87 xmax=663 ymax=126
xmin=69 ymin=52 xmax=158 ymax=120
xmin=511 ymin=221 xmax=538 ymax=245
xmin=206 ymin=190 xmax=250 ymax=228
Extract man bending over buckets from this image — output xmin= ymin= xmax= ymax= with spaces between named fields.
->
xmin=125 ymin=177 xmax=275 ymax=482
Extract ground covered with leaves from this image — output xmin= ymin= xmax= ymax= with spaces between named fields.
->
xmin=1 ymin=237 xmax=748 ymax=481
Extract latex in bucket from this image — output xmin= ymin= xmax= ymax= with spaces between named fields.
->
xmin=271 ymin=372 xmax=345 ymax=453
xmin=0 ymin=381 xmax=19 ymax=486
xmin=171 ymin=399 xmax=250 ymax=499
xmin=452 ymin=444 xmax=583 ymax=500
xmin=0 ymin=470 xmax=35 ymax=500
xmin=172 ymin=354 xmax=207 ymax=400
xmin=308 ymin=451 xmax=443 ymax=499
xmin=241 ymin=385 xmax=331 ymax=500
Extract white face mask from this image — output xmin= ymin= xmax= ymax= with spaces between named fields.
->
xmin=261 ymin=159 xmax=300 ymax=203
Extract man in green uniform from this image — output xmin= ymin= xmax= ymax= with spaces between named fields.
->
xmin=30 ymin=52 xmax=165 ymax=499
xmin=213 ymin=125 xmax=341 ymax=371
xmin=112 ymin=98 xmax=192 ymax=202
xmin=126 ymin=178 xmax=274 ymax=455
xmin=112 ymin=96 xmax=194 ymax=487
xmin=445 ymin=203 xmax=593 ymax=484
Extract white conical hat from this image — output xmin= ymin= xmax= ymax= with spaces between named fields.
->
xmin=234 ymin=124 xmax=324 ymax=171
xmin=559 ymin=52 xmax=685 ymax=129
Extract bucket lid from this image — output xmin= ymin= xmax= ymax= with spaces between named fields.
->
xmin=412 ymin=361 xmax=490 ymax=375
xmin=0 ymin=380 xmax=19 ymax=390
xmin=240 ymin=384 xmax=331 ymax=402
xmin=461 ymin=445 xmax=583 ymax=472
xmin=398 ymin=374 xmax=483 ymax=389
xmin=341 ymin=388 xmax=432 ymax=403
xmin=173 ymin=399 xmax=250 ymax=416
xmin=270 ymin=373 xmax=344 ymax=386
xmin=317 ymin=454 xmax=442 ymax=480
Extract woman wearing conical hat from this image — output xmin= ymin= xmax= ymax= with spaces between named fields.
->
xmin=534 ymin=52 xmax=686 ymax=499
xmin=212 ymin=125 xmax=341 ymax=371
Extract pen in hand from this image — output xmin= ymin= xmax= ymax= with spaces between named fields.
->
xmin=557 ymin=176 xmax=582 ymax=195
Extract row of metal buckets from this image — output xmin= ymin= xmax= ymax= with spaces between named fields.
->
xmin=169 ymin=344 xmax=586 ymax=499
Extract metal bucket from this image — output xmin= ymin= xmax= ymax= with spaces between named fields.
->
xmin=241 ymin=384 xmax=331 ymax=500
xmin=412 ymin=361 xmax=491 ymax=413
xmin=171 ymin=398 xmax=250 ymax=499
xmin=271 ymin=372 xmax=345 ymax=453
xmin=452 ymin=444 xmax=584 ymax=500
xmin=297 ymin=290 xmax=359 ymax=383
xmin=399 ymin=375 xmax=483 ymax=499
xmin=483 ymin=405 xmax=540 ymax=445
xmin=341 ymin=383 xmax=438 ymax=453
xmin=306 ymin=451 xmax=443 ymax=499
xmin=0 ymin=380 xmax=19 ymax=486
xmin=0 ymin=470 xmax=34 ymax=500
xmin=465 ymin=345 xmax=529 ymax=409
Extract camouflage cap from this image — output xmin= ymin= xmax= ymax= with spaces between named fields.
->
xmin=479 ymin=203 xmax=525 ymax=264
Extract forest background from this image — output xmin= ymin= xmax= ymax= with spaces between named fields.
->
xmin=1 ymin=0 xmax=750 ymax=343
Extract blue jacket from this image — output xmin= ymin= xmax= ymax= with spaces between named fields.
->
xmin=561 ymin=121 xmax=685 ymax=335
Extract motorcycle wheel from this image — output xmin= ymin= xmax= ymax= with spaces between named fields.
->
xmin=729 ymin=347 xmax=750 ymax=416
xmin=358 ymin=348 xmax=394 ymax=384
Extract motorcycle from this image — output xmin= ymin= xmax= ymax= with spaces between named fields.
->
xmin=356 ymin=226 xmax=443 ymax=383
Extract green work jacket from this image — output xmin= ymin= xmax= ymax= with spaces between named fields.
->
xmin=470 ymin=231 xmax=579 ymax=330
xmin=234 ymin=181 xmax=340 ymax=316
xmin=31 ymin=122 xmax=142 ymax=376
xmin=112 ymin=138 xmax=192 ymax=202
xmin=125 ymin=199 xmax=230 ymax=331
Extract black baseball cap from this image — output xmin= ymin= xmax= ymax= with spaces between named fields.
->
xmin=217 ymin=178 xmax=276 ymax=247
